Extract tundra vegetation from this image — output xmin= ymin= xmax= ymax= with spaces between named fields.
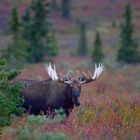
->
xmin=1 ymin=65 xmax=140 ymax=140
xmin=0 ymin=0 xmax=140 ymax=140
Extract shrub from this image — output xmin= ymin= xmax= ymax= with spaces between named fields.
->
xmin=1 ymin=111 xmax=67 ymax=140
xmin=0 ymin=59 xmax=24 ymax=128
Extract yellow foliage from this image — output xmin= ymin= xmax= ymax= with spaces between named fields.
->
xmin=79 ymin=109 xmax=97 ymax=126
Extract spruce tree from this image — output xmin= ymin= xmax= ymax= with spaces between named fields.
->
xmin=45 ymin=4 xmax=58 ymax=58
xmin=0 ymin=59 xmax=24 ymax=128
xmin=77 ymin=21 xmax=88 ymax=56
xmin=9 ymin=5 xmax=20 ymax=39
xmin=22 ymin=8 xmax=31 ymax=41
xmin=22 ymin=0 xmax=49 ymax=63
xmin=61 ymin=0 xmax=71 ymax=19
xmin=4 ymin=5 xmax=29 ymax=68
xmin=51 ymin=0 xmax=57 ymax=11
xmin=45 ymin=27 xmax=58 ymax=57
xmin=22 ymin=0 xmax=58 ymax=63
xmin=92 ymin=31 xmax=104 ymax=63
xmin=117 ymin=3 xmax=138 ymax=63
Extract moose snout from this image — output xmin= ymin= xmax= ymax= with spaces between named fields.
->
xmin=72 ymin=91 xmax=80 ymax=106
xmin=74 ymin=97 xmax=80 ymax=106
xmin=72 ymin=91 xmax=80 ymax=98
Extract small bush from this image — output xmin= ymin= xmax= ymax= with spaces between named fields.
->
xmin=1 ymin=111 xmax=67 ymax=140
xmin=0 ymin=59 xmax=24 ymax=128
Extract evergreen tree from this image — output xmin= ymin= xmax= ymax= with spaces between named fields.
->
xmin=45 ymin=27 xmax=58 ymax=57
xmin=31 ymin=0 xmax=49 ymax=38
xmin=51 ymin=0 xmax=57 ymax=11
xmin=92 ymin=31 xmax=104 ymax=63
xmin=22 ymin=0 xmax=49 ymax=63
xmin=77 ymin=21 xmax=88 ymax=56
xmin=9 ymin=5 xmax=20 ymax=39
xmin=5 ymin=39 xmax=29 ymax=68
xmin=4 ymin=5 xmax=29 ymax=68
xmin=0 ymin=59 xmax=24 ymax=128
xmin=22 ymin=0 xmax=58 ymax=63
xmin=61 ymin=0 xmax=71 ymax=19
xmin=22 ymin=8 xmax=31 ymax=41
xmin=117 ymin=3 xmax=139 ymax=63
xmin=44 ymin=3 xmax=58 ymax=59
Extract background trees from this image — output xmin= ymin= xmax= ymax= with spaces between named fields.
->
xmin=4 ymin=0 xmax=58 ymax=66
xmin=3 ymin=1 xmax=139 ymax=68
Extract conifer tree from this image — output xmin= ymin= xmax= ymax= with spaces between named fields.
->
xmin=51 ymin=0 xmax=57 ymax=11
xmin=77 ymin=21 xmax=88 ymax=56
xmin=117 ymin=3 xmax=138 ymax=63
xmin=22 ymin=0 xmax=49 ymax=63
xmin=22 ymin=8 xmax=31 ymax=41
xmin=0 ymin=59 xmax=24 ymax=128
xmin=4 ymin=5 xmax=29 ymax=68
xmin=61 ymin=0 xmax=71 ymax=19
xmin=45 ymin=28 xmax=58 ymax=57
xmin=22 ymin=0 xmax=58 ymax=63
xmin=92 ymin=31 xmax=104 ymax=63
xmin=9 ymin=5 xmax=20 ymax=39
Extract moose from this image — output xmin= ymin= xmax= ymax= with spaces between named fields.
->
xmin=20 ymin=63 xmax=104 ymax=116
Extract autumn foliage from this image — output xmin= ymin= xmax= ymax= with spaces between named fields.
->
xmin=1 ymin=64 xmax=140 ymax=140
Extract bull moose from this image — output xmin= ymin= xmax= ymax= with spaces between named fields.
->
xmin=19 ymin=63 xmax=104 ymax=115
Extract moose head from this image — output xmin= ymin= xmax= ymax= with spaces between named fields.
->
xmin=45 ymin=63 xmax=105 ymax=107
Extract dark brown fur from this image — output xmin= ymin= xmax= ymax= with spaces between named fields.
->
xmin=18 ymin=79 xmax=75 ymax=115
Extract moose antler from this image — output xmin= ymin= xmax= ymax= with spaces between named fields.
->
xmin=44 ymin=63 xmax=71 ymax=84
xmin=45 ymin=63 xmax=59 ymax=81
xmin=45 ymin=63 xmax=104 ymax=84
xmin=79 ymin=63 xmax=105 ymax=84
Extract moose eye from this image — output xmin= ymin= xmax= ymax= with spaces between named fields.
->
xmin=63 ymin=77 xmax=71 ymax=81
xmin=79 ymin=77 xmax=82 ymax=81
xmin=79 ymin=76 xmax=85 ymax=81
xmin=64 ymin=78 xmax=68 ymax=81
